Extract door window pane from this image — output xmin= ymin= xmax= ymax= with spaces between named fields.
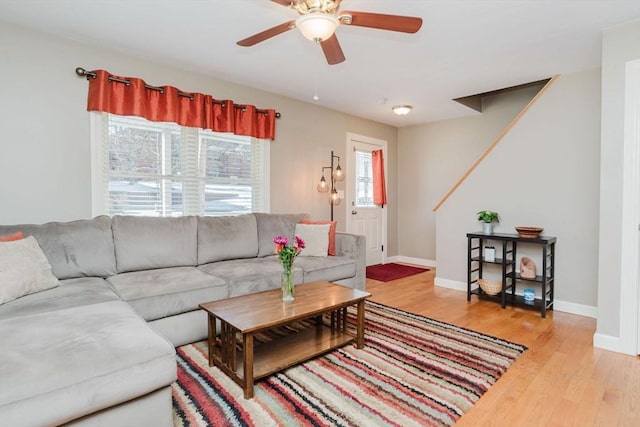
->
xmin=355 ymin=151 xmax=374 ymax=207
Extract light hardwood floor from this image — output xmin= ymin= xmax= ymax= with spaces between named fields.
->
xmin=366 ymin=268 xmax=640 ymax=426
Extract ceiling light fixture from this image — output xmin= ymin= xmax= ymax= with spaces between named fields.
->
xmin=392 ymin=105 xmax=413 ymax=115
xmin=296 ymin=13 xmax=339 ymax=42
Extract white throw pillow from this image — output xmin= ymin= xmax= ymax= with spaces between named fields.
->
xmin=0 ymin=236 xmax=60 ymax=305
xmin=294 ymin=223 xmax=331 ymax=257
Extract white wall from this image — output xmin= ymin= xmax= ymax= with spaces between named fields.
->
xmin=595 ymin=18 xmax=640 ymax=354
xmin=0 ymin=22 xmax=397 ymax=243
xmin=397 ymin=86 xmax=541 ymax=262
xmin=434 ymin=69 xmax=602 ymax=312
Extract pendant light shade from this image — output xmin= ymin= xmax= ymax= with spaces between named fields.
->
xmin=329 ymin=188 xmax=341 ymax=205
xmin=317 ymin=175 xmax=329 ymax=192
xmin=332 ymin=163 xmax=344 ymax=181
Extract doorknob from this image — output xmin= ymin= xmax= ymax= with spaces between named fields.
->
xmin=352 ymin=210 xmax=358 ymax=215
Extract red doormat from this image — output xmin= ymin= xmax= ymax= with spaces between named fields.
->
xmin=366 ymin=263 xmax=429 ymax=282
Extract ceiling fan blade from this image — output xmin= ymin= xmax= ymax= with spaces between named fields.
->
xmin=270 ymin=0 xmax=293 ymax=6
xmin=320 ymin=34 xmax=345 ymax=65
xmin=340 ymin=11 xmax=423 ymax=33
xmin=237 ymin=20 xmax=295 ymax=47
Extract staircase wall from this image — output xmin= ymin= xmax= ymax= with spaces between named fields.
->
xmin=435 ymin=69 xmax=601 ymax=310
xmin=397 ymin=85 xmax=541 ymax=262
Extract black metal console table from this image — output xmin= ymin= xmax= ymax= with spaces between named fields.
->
xmin=467 ymin=232 xmax=556 ymax=317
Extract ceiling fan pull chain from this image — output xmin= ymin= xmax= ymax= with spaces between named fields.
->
xmin=313 ymin=50 xmax=320 ymax=101
xmin=313 ymin=71 xmax=319 ymax=101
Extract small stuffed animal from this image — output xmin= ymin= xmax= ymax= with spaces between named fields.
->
xmin=520 ymin=256 xmax=536 ymax=279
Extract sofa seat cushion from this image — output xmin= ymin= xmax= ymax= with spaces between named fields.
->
xmin=0 ymin=301 xmax=176 ymax=427
xmin=107 ymin=267 xmax=227 ymax=321
xmin=198 ymin=257 xmax=303 ymax=297
xmin=0 ymin=277 xmax=120 ymax=320
xmin=294 ymin=256 xmax=357 ymax=283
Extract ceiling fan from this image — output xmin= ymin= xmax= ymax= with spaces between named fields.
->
xmin=237 ymin=0 xmax=423 ymax=65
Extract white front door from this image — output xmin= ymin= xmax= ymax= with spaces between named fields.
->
xmin=346 ymin=133 xmax=387 ymax=266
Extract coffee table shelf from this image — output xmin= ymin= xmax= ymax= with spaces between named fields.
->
xmin=230 ymin=323 xmax=355 ymax=381
xmin=200 ymin=281 xmax=371 ymax=398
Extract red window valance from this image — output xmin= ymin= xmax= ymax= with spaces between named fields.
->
xmin=85 ymin=69 xmax=277 ymax=140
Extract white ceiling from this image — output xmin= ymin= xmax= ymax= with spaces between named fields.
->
xmin=1 ymin=0 xmax=639 ymax=127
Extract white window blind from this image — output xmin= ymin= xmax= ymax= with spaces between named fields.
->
xmin=94 ymin=112 xmax=269 ymax=217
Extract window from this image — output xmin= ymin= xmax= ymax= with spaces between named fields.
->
xmin=355 ymin=150 xmax=374 ymax=207
xmin=91 ymin=113 xmax=269 ymax=217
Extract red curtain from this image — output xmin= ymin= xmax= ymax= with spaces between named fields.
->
xmin=86 ymin=69 xmax=276 ymax=139
xmin=372 ymin=149 xmax=387 ymax=206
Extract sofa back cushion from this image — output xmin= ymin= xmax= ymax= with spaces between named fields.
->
xmin=254 ymin=213 xmax=308 ymax=257
xmin=0 ymin=216 xmax=116 ymax=279
xmin=112 ymin=216 xmax=197 ymax=273
xmin=197 ymin=214 xmax=258 ymax=264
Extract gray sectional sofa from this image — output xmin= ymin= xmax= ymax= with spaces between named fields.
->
xmin=0 ymin=213 xmax=365 ymax=427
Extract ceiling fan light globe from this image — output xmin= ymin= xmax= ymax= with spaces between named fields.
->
xmin=296 ymin=13 xmax=339 ymax=42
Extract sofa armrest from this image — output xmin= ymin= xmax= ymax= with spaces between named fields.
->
xmin=334 ymin=232 xmax=366 ymax=291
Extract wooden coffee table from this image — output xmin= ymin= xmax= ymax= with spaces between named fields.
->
xmin=199 ymin=280 xmax=371 ymax=398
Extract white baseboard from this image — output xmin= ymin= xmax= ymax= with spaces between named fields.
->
xmin=434 ymin=277 xmax=468 ymax=292
xmin=553 ymin=300 xmax=597 ymax=318
xmin=593 ymin=332 xmax=639 ymax=355
xmin=434 ymin=277 xmax=598 ymax=319
xmin=593 ymin=333 xmax=621 ymax=353
xmin=386 ymin=256 xmax=436 ymax=268
xmin=435 ymin=277 xmax=626 ymax=353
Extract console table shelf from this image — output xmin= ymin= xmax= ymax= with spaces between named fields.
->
xmin=467 ymin=232 xmax=556 ymax=317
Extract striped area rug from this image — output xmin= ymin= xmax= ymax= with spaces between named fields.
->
xmin=172 ymin=301 xmax=526 ymax=426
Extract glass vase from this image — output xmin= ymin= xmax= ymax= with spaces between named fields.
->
xmin=281 ymin=267 xmax=295 ymax=302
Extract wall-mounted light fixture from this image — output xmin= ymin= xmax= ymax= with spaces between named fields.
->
xmin=317 ymin=150 xmax=344 ymax=220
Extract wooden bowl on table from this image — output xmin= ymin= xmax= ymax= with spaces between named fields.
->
xmin=515 ymin=226 xmax=543 ymax=239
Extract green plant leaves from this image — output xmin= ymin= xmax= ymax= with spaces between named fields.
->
xmin=477 ymin=210 xmax=500 ymax=223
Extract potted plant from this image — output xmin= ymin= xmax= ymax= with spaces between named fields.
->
xmin=477 ymin=210 xmax=500 ymax=235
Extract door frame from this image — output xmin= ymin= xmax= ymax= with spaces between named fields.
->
xmin=345 ymin=132 xmax=388 ymax=265
xmin=620 ymin=58 xmax=640 ymax=355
